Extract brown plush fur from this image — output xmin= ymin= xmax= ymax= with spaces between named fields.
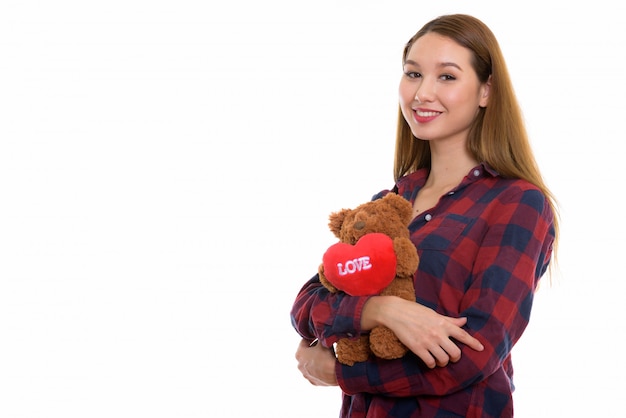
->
xmin=318 ymin=193 xmax=419 ymax=365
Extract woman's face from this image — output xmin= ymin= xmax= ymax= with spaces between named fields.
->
xmin=399 ymin=32 xmax=490 ymax=144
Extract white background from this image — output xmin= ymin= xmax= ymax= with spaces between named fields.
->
xmin=1 ymin=1 xmax=624 ymax=417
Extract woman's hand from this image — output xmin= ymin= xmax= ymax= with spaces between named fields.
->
xmin=362 ymin=296 xmax=484 ymax=369
xmin=295 ymin=339 xmax=339 ymax=386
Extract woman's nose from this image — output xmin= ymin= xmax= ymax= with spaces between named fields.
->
xmin=414 ymin=79 xmax=434 ymax=103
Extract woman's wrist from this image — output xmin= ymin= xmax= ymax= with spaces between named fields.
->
xmin=361 ymin=295 xmax=394 ymax=330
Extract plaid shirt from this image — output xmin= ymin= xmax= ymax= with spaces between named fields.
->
xmin=290 ymin=163 xmax=555 ymax=417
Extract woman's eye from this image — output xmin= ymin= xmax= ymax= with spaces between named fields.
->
xmin=404 ymin=71 xmax=421 ymax=79
xmin=440 ymin=74 xmax=456 ymax=81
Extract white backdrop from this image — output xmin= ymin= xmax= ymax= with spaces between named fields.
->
xmin=1 ymin=1 xmax=624 ymax=417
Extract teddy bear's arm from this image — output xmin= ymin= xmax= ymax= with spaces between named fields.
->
xmin=318 ymin=263 xmax=339 ymax=293
xmin=393 ymin=237 xmax=419 ymax=277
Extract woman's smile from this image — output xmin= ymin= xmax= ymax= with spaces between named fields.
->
xmin=413 ymin=108 xmax=441 ymax=123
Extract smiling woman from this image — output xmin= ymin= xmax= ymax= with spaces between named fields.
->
xmin=291 ymin=13 xmax=559 ymax=418
xmin=400 ymin=33 xmax=490 ymax=142
xmin=2 ymin=1 xmax=621 ymax=417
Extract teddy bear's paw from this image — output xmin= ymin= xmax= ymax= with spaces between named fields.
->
xmin=369 ymin=326 xmax=409 ymax=360
xmin=336 ymin=335 xmax=371 ymax=366
xmin=380 ymin=277 xmax=415 ymax=301
xmin=393 ymin=238 xmax=420 ymax=276
xmin=318 ymin=265 xmax=339 ymax=293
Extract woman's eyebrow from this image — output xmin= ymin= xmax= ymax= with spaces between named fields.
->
xmin=404 ymin=59 xmax=462 ymax=71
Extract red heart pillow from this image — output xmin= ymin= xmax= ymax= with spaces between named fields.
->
xmin=322 ymin=233 xmax=397 ymax=296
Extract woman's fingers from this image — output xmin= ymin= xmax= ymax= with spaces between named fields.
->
xmin=449 ymin=324 xmax=484 ymax=352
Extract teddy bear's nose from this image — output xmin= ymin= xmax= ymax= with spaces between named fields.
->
xmin=354 ymin=221 xmax=366 ymax=230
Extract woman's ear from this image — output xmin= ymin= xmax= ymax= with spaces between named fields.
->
xmin=479 ymin=75 xmax=491 ymax=108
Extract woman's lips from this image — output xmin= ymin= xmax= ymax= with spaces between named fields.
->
xmin=413 ymin=109 xmax=441 ymax=123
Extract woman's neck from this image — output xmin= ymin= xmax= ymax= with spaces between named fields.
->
xmin=425 ymin=144 xmax=479 ymax=190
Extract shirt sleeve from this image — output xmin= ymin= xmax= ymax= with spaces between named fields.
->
xmin=336 ymin=187 xmax=555 ymax=397
xmin=290 ymin=274 xmax=372 ymax=347
xmin=290 ymin=190 xmax=394 ymax=346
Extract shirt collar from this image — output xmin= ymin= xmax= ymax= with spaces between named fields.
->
xmin=480 ymin=162 xmax=499 ymax=177
xmin=395 ymin=162 xmax=500 ymax=196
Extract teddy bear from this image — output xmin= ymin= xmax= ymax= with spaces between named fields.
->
xmin=318 ymin=192 xmax=419 ymax=366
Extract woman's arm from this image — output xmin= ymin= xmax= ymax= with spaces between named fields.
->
xmin=294 ymin=297 xmax=485 ymax=387
xmin=291 ymin=275 xmax=483 ymax=363
xmin=361 ymin=296 xmax=484 ymax=368
xmin=290 ymin=274 xmax=371 ymax=347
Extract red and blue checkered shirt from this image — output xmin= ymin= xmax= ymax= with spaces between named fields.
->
xmin=291 ymin=163 xmax=555 ymax=417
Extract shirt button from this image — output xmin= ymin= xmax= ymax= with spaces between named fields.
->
xmin=448 ymin=191 xmax=454 ymax=195
xmin=346 ymin=333 xmax=353 ymax=338
xmin=473 ymin=169 xmax=480 ymax=177
xmin=425 ymin=214 xmax=432 ymax=221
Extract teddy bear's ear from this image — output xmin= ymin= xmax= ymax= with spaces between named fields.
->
xmin=328 ymin=209 xmax=350 ymax=237
xmin=383 ymin=193 xmax=413 ymax=224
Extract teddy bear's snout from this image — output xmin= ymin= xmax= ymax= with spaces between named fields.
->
xmin=354 ymin=221 xmax=366 ymax=230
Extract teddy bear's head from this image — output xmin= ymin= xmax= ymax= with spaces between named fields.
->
xmin=328 ymin=193 xmax=413 ymax=244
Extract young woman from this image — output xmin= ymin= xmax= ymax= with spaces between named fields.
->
xmin=291 ymin=14 xmax=558 ymax=417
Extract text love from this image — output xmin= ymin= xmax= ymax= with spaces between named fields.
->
xmin=337 ymin=256 xmax=372 ymax=276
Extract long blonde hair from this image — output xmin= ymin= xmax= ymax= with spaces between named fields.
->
xmin=394 ymin=14 xmax=559 ymax=269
